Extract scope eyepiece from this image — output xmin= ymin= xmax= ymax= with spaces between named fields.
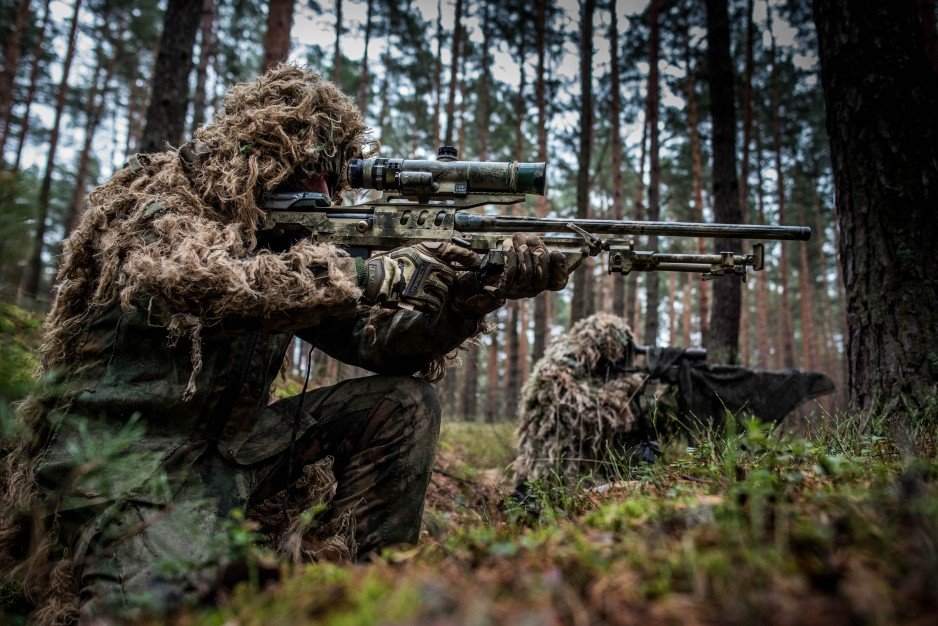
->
xmin=347 ymin=158 xmax=365 ymax=189
xmin=346 ymin=157 xmax=547 ymax=196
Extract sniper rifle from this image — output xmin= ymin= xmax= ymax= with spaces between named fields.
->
xmin=260 ymin=146 xmax=811 ymax=282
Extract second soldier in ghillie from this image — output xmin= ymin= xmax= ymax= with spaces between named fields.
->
xmin=0 ymin=66 xmax=570 ymax=623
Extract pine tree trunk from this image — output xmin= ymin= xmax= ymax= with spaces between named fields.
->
xmin=628 ymin=120 xmax=647 ymax=330
xmin=477 ymin=6 xmax=490 ymax=158
xmin=769 ymin=23 xmax=796 ymax=369
xmin=140 ymin=0 xmax=201 ymax=154
xmin=504 ymin=302 xmax=520 ymax=421
xmin=432 ymin=0 xmax=443 ymax=149
xmin=754 ymin=124 xmax=770 ymax=369
xmin=124 ymin=78 xmax=146 ymax=157
xmin=332 ymin=0 xmax=343 ymax=83
xmin=443 ymin=0 xmax=463 ymax=147
xmin=682 ymin=273 xmax=693 ymax=346
xmin=461 ymin=343 xmax=479 ymax=421
xmin=685 ymin=44 xmax=709 ymax=341
xmin=814 ymin=0 xmax=938 ymax=417
xmin=66 ymin=30 xmax=123 ymax=237
xmin=798 ymin=216 xmax=816 ymax=371
xmin=531 ymin=0 xmax=551 ymax=363
xmin=191 ymin=0 xmax=216 ymax=132
xmin=738 ymin=0 xmax=755 ymax=365
xmin=668 ymin=271 xmax=677 ymax=345
xmin=263 ymin=0 xmax=294 ymax=72
xmin=704 ymin=0 xmax=743 ymax=364
xmin=643 ymin=0 xmax=661 ymax=345
xmin=570 ymin=0 xmax=596 ymax=324
xmin=609 ymin=0 xmax=626 ymax=317
xmin=812 ymin=193 xmax=840 ymax=406
xmin=0 ymin=0 xmax=30 ymax=157
xmin=457 ymin=43 xmax=467 ymax=158
xmin=358 ymin=0 xmax=374 ymax=110
xmin=19 ymin=0 xmax=83 ymax=304
xmin=377 ymin=59 xmax=389 ymax=132
xmin=8 ymin=0 xmax=51 ymax=172
xmin=505 ymin=41 xmax=528 ymax=420
xmin=519 ymin=301 xmax=529 ymax=389
xmin=485 ymin=320 xmax=500 ymax=422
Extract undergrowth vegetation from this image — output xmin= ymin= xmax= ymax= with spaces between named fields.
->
xmin=1 ymin=309 xmax=935 ymax=624
xmin=185 ymin=410 xmax=937 ymax=626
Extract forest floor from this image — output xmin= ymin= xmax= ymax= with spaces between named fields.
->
xmin=2 ymin=304 xmax=937 ymax=625
xmin=182 ymin=410 xmax=938 ymax=626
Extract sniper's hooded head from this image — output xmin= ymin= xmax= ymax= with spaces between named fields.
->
xmin=190 ymin=65 xmax=372 ymax=213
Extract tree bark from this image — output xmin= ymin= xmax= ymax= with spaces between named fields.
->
xmin=685 ymin=39 xmax=709 ymax=342
xmin=140 ymin=0 xmax=201 ymax=154
xmin=191 ymin=0 xmax=216 ymax=132
xmin=357 ymin=0 xmax=374 ymax=110
xmin=754 ymin=120 xmax=770 ymax=368
xmin=532 ymin=0 xmax=551 ymax=362
xmin=798 ymin=214 xmax=816 ymax=372
xmin=704 ymin=0 xmax=743 ymax=364
xmin=505 ymin=302 xmax=520 ymax=421
xmin=485 ymin=318 xmax=500 ymax=422
xmin=628 ymin=119 xmax=647 ymax=331
xmin=0 ymin=0 xmax=30 ymax=159
xmin=681 ymin=273 xmax=693 ymax=346
xmin=263 ymin=0 xmax=294 ymax=72
xmin=570 ymin=0 xmax=596 ymax=325
xmin=643 ymin=0 xmax=661 ymax=345
xmin=19 ymin=0 xmax=83 ymax=304
xmin=332 ymin=0 xmax=343 ymax=83
xmin=460 ymin=343 xmax=479 ymax=421
xmin=505 ymin=35 xmax=528 ymax=421
xmin=738 ymin=0 xmax=755 ymax=364
xmin=814 ymin=0 xmax=938 ymax=416
xmin=668 ymin=271 xmax=677 ymax=345
xmin=66 ymin=30 xmax=123 ymax=237
xmin=609 ymin=0 xmax=626 ymax=318
xmin=443 ymin=0 xmax=463 ymax=147
xmin=432 ymin=0 xmax=443 ymax=149
xmin=769 ymin=17 xmax=796 ymax=369
xmin=8 ymin=0 xmax=51 ymax=172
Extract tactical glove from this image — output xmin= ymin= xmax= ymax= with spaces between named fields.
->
xmin=359 ymin=243 xmax=479 ymax=314
xmin=450 ymin=235 xmax=570 ymax=317
xmin=496 ymin=234 xmax=570 ymax=298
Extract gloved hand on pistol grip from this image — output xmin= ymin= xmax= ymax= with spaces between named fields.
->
xmin=359 ymin=242 xmax=479 ymax=314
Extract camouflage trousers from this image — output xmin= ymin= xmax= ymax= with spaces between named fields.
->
xmin=72 ymin=375 xmax=441 ymax=621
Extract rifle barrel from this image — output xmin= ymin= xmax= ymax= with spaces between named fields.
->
xmin=455 ymin=214 xmax=811 ymax=241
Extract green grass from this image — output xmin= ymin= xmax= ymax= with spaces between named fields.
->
xmin=186 ymin=414 xmax=938 ymax=625
xmin=438 ymin=420 xmax=517 ymax=471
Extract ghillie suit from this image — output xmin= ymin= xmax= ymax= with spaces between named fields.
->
xmin=514 ymin=314 xmax=646 ymax=487
xmin=514 ymin=313 xmax=835 ymax=489
xmin=0 ymin=66 xmax=485 ymax=623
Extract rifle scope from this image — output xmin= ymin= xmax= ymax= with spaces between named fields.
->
xmin=347 ymin=146 xmax=547 ymax=196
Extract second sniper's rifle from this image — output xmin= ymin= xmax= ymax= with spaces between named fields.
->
xmin=260 ymin=146 xmax=811 ymax=281
xmin=608 ymin=342 xmax=835 ymax=426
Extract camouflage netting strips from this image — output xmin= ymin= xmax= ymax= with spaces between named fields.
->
xmin=0 ymin=66 xmax=375 ymax=623
xmin=514 ymin=313 xmax=645 ymax=486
